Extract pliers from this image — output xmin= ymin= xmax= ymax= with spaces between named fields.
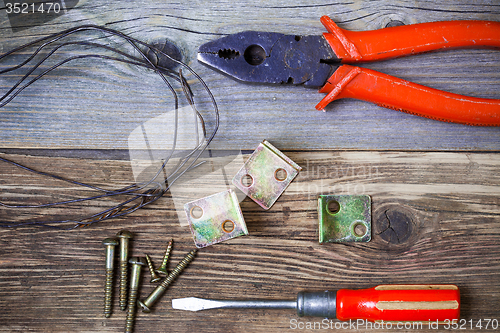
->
xmin=198 ymin=16 xmax=500 ymax=126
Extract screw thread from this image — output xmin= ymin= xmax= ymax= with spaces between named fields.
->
xmin=145 ymin=254 xmax=161 ymax=283
xmin=160 ymin=249 xmax=196 ymax=289
xmin=157 ymin=239 xmax=173 ymax=274
xmin=104 ymin=268 xmax=114 ymax=318
xmin=140 ymin=249 xmax=197 ymax=311
xmin=125 ymin=288 xmax=139 ymax=333
xmin=119 ymin=261 xmax=128 ymax=310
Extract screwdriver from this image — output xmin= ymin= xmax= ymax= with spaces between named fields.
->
xmin=172 ymin=284 xmax=460 ymax=322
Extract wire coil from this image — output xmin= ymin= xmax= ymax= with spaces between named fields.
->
xmin=0 ymin=25 xmax=219 ymax=229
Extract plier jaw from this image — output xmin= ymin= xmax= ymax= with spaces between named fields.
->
xmin=198 ymin=31 xmax=338 ymax=87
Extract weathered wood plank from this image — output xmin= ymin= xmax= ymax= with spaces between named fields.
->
xmin=0 ymin=150 xmax=498 ymax=332
xmin=0 ymin=0 xmax=498 ymax=151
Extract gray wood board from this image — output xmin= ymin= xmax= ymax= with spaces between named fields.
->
xmin=0 ymin=0 xmax=499 ymax=151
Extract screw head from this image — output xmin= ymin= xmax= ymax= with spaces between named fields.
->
xmin=102 ymin=237 xmax=119 ymax=247
xmin=137 ymin=300 xmax=151 ymax=313
xmin=129 ymin=257 xmax=147 ymax=266
xmin=116 ymin=229 xmax=133 ymax=239
xmin=155 ymin=267 xmax=168 ymax=275
xmin=150 ymin=276 xmax=162 ymax=283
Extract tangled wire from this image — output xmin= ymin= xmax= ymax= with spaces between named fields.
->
xmin=0 ymin=25 xmax=219 ymax=229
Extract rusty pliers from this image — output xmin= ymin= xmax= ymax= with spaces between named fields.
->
xmin=198 ymin=17 xmax=500 ymax=126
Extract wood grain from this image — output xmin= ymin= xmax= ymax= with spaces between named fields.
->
xmin=0 ymin=1 xmax=498 ymax=332
xmin=0 ymin=0 xmax=498 ymax=151
xmin=0 ymin=149 xmax=498 ymax=332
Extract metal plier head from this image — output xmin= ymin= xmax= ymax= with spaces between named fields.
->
xmin=198 ymin=31 xmax=338 ymax=87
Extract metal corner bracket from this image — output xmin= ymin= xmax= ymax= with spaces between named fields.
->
xmin=184 ymin=189 xmax=248 ymax=248
xmin=232 ymin=140 xmax=302 ymax=210
xmin=318 ymin=195 xmax=371 ymax=243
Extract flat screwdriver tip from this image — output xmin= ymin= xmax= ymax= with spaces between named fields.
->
xmin=172 ymin=297 xmax=297 ymax=312
xmin=172 ymin=297 xmax=224 ymax=312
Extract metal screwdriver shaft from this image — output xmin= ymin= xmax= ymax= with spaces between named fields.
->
xmin=172 ymin=291 xmax=334 ymax=317
xmin=173 ymin=298 xmax=296 ymax=311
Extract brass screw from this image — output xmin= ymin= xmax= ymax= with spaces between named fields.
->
xmin=102 ymin=237 xmax=119 ymax=318
xmin=139 ymin=249 xmax=197 ymax=313
xmin=126 ymin=257 xmax=146 ymax=333
xmin=145 ymin=254 xmax=161 ymax=283
xmin=156 ymin=238 xmax=173 ymax=275
xmin=117 ymin=229 xmax=133 ymax=310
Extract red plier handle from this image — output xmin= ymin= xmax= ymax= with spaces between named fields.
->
xmin=317 ymin=17 xmax=500 ymax=126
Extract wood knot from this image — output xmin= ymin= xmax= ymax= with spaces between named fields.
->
xmin=146 ymin=39 xmax=183 ymax=70
xmin=374 ymin=206 xmax=414 ymax=245
xmin=378 ymin=14 xmax=417 ymax=30
xmin=385 ymin=20 xmax=405 ymax=28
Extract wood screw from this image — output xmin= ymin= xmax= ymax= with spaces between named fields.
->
xmin=145 ymin=254 xmax=161 ymax=283
xmin=117 ymin=229 xmax=133 ymax=311
xmin=125 ymin=257 xmax=146 ymax=333
xmin=139 ymin=249 xmax=197 ymax=313
xmin=102 ymin=237 xmax=119 ymax=318
xmin=156 ymin=238 xmax=173 ymax=275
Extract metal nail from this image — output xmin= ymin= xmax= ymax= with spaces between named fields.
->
xmin=125 ymin=257 xmax=146 ymax=333
xmin=145 ymin=254 xmax=161 ymax=283
xmin=156 ymin=238 xmax=173 ymax=275
xmin=117 ymin=229 xmax=133 ymax=310
xmin=139 ymin=249 xmax=197 ymax=313
xmin=102 ymin=237 xmax=119 ymax=318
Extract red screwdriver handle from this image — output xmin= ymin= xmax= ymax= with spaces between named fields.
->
xmin=321 ymin=16 xmax=500 ymax=62
xmin=336 ymin=284 xmax=460 ymax=323
xmin=317 ymin=65 xmax=500 ymax=126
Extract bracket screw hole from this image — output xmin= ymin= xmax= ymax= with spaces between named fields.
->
xmin=326 ymin=200 xmax=340 ymax=215
xmin=353 ymin=222 xmax=367 ymax=237
xmin=190 ymin=206 xmax=203 ymax=219
xmin=241 ymin=174 xmax=253 ymax=187
xmin=274 ymin=168 xmax=287 ymax=181
xmin=222 ymin=220 xmax=235 ymax=233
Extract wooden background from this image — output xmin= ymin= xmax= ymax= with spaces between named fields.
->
xmin=0 ymin=1 xmax=499 ymax=332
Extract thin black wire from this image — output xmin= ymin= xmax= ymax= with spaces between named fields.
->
xmin=0 ymin=41 xmax=181 ymax=106
xmin=0 ymin=35 xmax=181 ymax=199
xmin=0 ymin=25 xmax=219 ymax=229
xmin=0 ymin=35 xmax=209 ymax=228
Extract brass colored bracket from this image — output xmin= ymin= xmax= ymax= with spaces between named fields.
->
xmin=318 ymin=195 xmax=371 ymax=243
xmin=232 ymin=140 xmax=302 ymax=210
xmin=184 ymin=189 xmax=248 ymax=248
